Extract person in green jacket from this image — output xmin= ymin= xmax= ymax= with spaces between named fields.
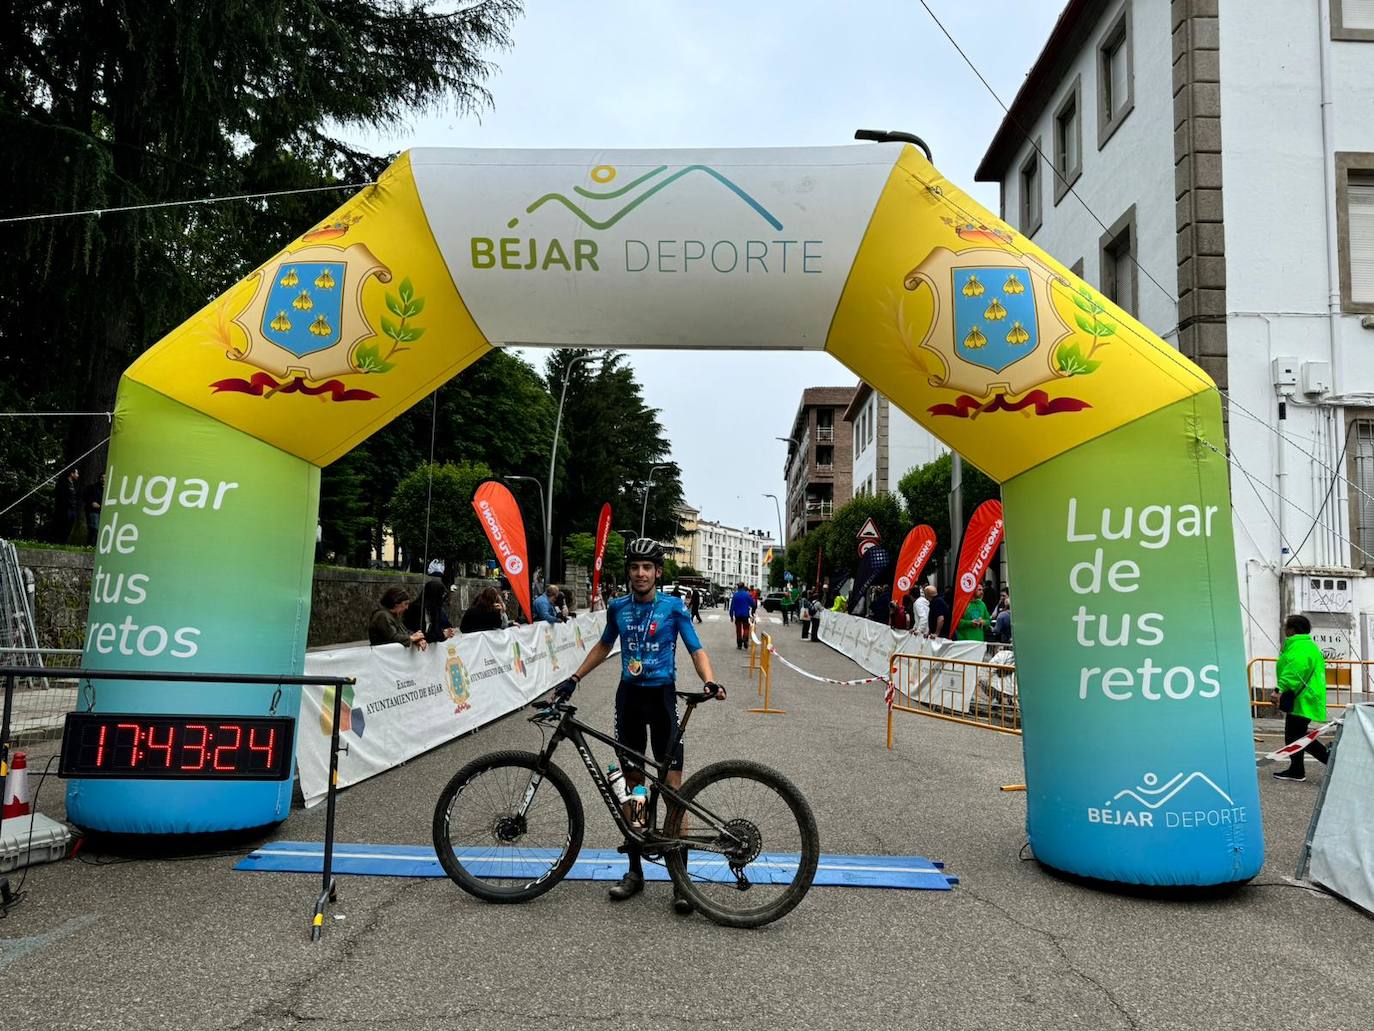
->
xmin=831 ymin=593 xmax=847 ymax=613
xmin=956 ymin=596 xmax=990 ymax=641
xmin=1271 ymin=613 xmax=1329 ymax=782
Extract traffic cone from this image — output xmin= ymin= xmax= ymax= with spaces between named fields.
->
xmin=3 ymin=752 xmax=31 ymax=820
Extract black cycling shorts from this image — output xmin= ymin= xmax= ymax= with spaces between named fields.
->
xmin=614 ymin=681 xmax=683 ymax=771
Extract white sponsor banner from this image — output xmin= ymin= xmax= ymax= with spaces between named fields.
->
xmin=409 ymin=146 xmax=900 ymax=351
xmin=297 ymin=613 xmax=611 ymax=807
xmin=816 ymin=609 xmax=984 ymax=679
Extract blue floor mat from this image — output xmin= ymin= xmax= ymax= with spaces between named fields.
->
xmin=236 ymin=841 xmax=958 ymax=890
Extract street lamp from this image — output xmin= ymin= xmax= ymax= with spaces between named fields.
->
xmin=639 ymin=463 xmax=670 ymax=538
xmin=543 ymin=350 xmax=598 ymax=580
xmin=503 ymin=475 xmax=548 ymax=583
xmin=762 ymin=493 xmax=784 ymax=550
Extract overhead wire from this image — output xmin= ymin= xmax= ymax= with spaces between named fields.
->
xmin=0 ymin=435 xmax=111 ymax=520
xmin=0 ymin=181 xmax=377 ymax=226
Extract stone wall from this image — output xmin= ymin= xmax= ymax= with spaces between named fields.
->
xmin=15 ymin=547 xmax=509 ymax=651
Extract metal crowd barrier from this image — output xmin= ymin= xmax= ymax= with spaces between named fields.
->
xmin=1247 ymin=657 xmax=1370 ymax=716
xmin=0 ymin=664 xmax=354 ymax=942
xmin=886 ymin=652 xmax=1020 ymax=748
xmin=750 ymin=631 xmax=783 ymax=715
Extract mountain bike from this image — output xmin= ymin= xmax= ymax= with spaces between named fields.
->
xmin=431 ymin=687 xmax=819 ymax=928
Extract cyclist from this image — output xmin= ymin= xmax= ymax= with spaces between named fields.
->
xmin=552 ymin=536 xmax=724 ymax=913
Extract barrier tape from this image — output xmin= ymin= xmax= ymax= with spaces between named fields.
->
xmin=1261 ymin=720 xmax=1341 ymax=762
xmin=749 ymin=629 xmax=889 ymax=687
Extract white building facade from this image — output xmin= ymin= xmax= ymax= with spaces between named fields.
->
xmin=977 ymin=0 xmax=1374 ymax=663
xmin=844 ymin=381 xmax=949 ymax=496
xmin=677 ymin=515 xmax=774 ymax=592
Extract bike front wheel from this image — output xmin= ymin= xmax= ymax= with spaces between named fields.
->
xmin=432 ymin=750 xmax=584 ymax=903
xmin=663 ymin=759 xmax=819 ymax=928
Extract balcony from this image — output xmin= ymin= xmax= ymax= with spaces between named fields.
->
xmin=805 ymin=500 xmax=833 ymax=519
xmin=814 ymin=462 xmax=833 ymax=472
xmin=815 ymin=425 xmax=834 ymax=443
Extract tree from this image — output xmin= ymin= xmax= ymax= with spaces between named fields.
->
xmin=564 ymin=530 xmax=624 ymax=581
xmin=389 ymin=460 xmax=493 ymax=572
xmin=546 ymin=350 xmax=685 ymax=569
xmin=896 ymin=453 xmax=999 ymax=569
xmin=320 ymin=349 xmax=555 ymax=565
xmin=0 ymin=1 xmax=521 ymax=537
xmin=824 ymin=492 xmax=908 ymax=585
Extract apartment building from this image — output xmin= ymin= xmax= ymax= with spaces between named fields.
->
xmin=675 ymin=511 xmax=774 ymax=592
xmin=844 ymin=381 xmax=949 ymax=497
xmin=975 ymin=0 xmax=1374 ymax=661
xmin=782 ymin=386 xmax=855 ymax=544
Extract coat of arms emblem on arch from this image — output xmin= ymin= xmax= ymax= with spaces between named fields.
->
xmin=231 ymin=243 xmax=391 ymax=382
xmin=904 ymin=246 xmax=1108 ymax=417
xmin=211 ymin=237 xmax=426 ymax=402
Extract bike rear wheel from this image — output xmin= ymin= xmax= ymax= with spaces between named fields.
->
xmin=432 ymin=750 xmax=584 ymax=903
xmin=663 ymin=759 xmax=818 ymax=928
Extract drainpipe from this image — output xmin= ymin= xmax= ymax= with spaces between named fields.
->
xmin=1318 ymin=0 xmax=1343 ymax=391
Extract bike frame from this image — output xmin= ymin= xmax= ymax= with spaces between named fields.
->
xmin=523 ymin=701 xmax=744 ymax=857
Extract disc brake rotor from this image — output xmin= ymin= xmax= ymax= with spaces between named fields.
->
xmin=493 ymin=813 xmax=527 ymax=843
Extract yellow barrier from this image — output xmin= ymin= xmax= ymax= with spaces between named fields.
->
xmin=749 ymin=632 xmax=784 ymax=715
xmin=1247 ymin=657 xmax=1369 ymax=715
xmin=886 ymin=652 xmax=1019 ymax=748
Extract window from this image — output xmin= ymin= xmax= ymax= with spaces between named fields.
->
xmin=1097 ymin=3 xmax=1134 ymax=149
xmin=1019 ymin=142 xmax=1042 ymax=236
xmin=1336 ymin=154 xmax=1374 ymax=313
xmin=1100 ymin=206 xmax=1137 ymax=317
xmin=1333 ymin=0 xmax=1374 ymax=40
xmin=1351 ymin=420 xmax=1374 ymax=568
xmin=1053 ymin=76 xmax=1082 ymax=203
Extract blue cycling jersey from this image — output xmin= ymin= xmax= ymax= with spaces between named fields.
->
xmin=599 ymin=592 xmax=702 ymax=686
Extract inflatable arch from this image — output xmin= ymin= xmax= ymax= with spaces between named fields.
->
xmin=70 ymin=144 xmax=1261 ymax=886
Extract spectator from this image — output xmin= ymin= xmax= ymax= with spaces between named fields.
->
xmin=689 ymin=588 xmax=702 ymax=624
xmin=957 ymin=591 xmax=990 ymax=642
xmin=1271 ymin=613 xmax=1330 ymax=782
xmin=994 ymin=599 xmax=1012 ymax=645
xmin=555 ymin=588 xmax=570 ymax=621
xmin=729 ymin=581 xmax=753 ymax=650
xmin=53 ymin=467 xmax=80 ymax=543
xmin=993 ymin=588 xmax=1010 ymax=621
xmin=533 ymin=585 xmax=560 ymax=624
xmin=871 ymin=584 xmax=891 ymax=625
xmin=369 ymin=588 xmax=427 ymax=650
xmin=460 ymin=587 xmax=507 ymax=633
xmin=929 ymin=587 xmax=952 ymax=639
xmin=405 ymin=577 xmax=455 ymax=642
xmin=83 ymin=473 xmax=104 ymax=545
xmin=982 ymin=581 xmax=999 ymax=617
xmin=915 ymin=585 xmax=935 ymax=637
xmin=830 ymin=592 xmax=847 ymax=613
xmin=887 ymin=587 xmax=909 ymax=631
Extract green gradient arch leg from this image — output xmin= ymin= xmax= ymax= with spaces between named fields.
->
xmin=1002 ymin=393 xmax=1263 ymax=884
xmin=65 ymin=378 xmax=318 ymax=833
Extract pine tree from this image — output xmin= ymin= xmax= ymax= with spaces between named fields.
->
xmin=0 ymin=0 xmax=521 ymax=535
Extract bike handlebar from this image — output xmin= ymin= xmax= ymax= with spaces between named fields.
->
xmin=530 ymin=682 xmax=725 ymax=711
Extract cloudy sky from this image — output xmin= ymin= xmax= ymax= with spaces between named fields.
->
xmin=344 ymin=0 xmax=1066 ymax=538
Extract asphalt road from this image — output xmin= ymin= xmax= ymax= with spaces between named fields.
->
xmin=1 ymin=612 xmax=1367 ymax=1030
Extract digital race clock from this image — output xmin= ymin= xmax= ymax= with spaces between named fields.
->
xmin=59 ymin=713 xmax=295 ymax=781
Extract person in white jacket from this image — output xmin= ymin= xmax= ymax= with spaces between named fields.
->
xmin=914 ymin=585 xmax=935 ymax=637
